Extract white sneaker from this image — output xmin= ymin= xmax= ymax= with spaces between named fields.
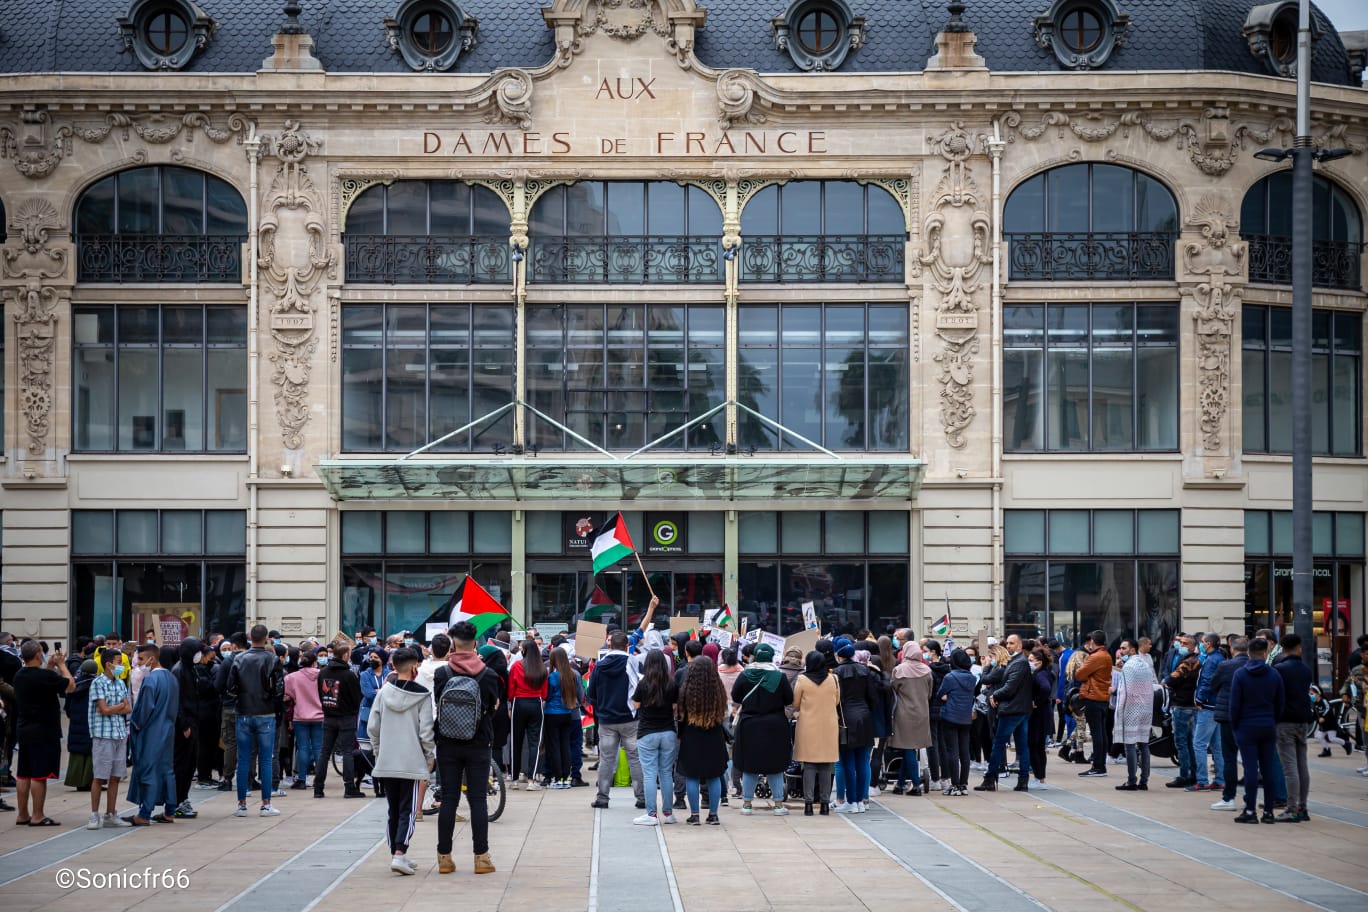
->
xmin=259 ymin=805 xmax=280 ymax=817
xmin=832 ymin=802 xmax=852 ymax=813
xmin=1029 ymin=779 xmax=1049 ymax=790
xmin=103 ymin=813 xmax=132 ymax=828
xmin=1209 ymin=798 xmax=1236 ymax=811
xmin=235 ymin=804 xmax=249 ymax=817
xmin=88 ymin=812 xmax=102 ymax=830
xmin=867 ymin=786 xmax=881 ymax=797
xmin=390 ymin=855 xmax=417 ymax=875
xmin=739 ymin=804 xmax=754 ymax=816
xmin=633 ymin=814 xmax=659 ymax=826
xmin=526 ymin=780 xmax=543 ymax=792
xmin=773 ymin=806 xmax=790 ymax=816
xmin=660 ymin=814 xmax=678 ymax=824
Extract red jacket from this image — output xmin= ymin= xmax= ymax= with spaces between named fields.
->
xmin=508 ymin=660 xmax=548 ymax=700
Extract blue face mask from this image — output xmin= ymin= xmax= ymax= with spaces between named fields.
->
xmin=1177 ymin=646 xmax=1190 ymax=657
xmin=318 ymin=656 xmax=328 ymax=666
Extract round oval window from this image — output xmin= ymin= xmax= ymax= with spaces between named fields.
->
xmin=411 ymin=10 xmax=454 ymax=55
xmin=1059 ymin=7 xmax=1103 ymax=55
xmin=144 ymin=9 xmax=189 ymax=55
xmin=797 ymin=9 xmax=840 ymax=56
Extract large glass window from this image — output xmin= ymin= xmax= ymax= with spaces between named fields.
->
xmin=1004 ymin=164 xmax=1179 ymax=280
xmin=1004 ymin=302 xmax=1178 ymax=452
xmin=1242 ymin=305 xmax=1361 ymax=456
xmin=341 ymin=511 xmax=511 ymax=637
xmin=343 ymin=181 xmax=511 ymax=284
xmin=1004 ymin=509 xmax=1180 ymax=649
xmin=736 ymin=303 xmax=908 ymax=451
xmin=71 ymin=509 xmax=246 ymax=641
xmin=341 ymin=303 xmax=514 ymax=452
xmin=739 ymin=181 xmax=903 ymax=283
xmin=73 ymin=304 xmax=247 ymax=452
xmin=525 ymin=303 xmax=724 ymax=450
xmin=74 ymin=166 xmax=247 ymax=282
xmin=529 ymin=182 xmax=723 ymax=283
xmin=1241 ymin=173 xmax=1363 ymax=290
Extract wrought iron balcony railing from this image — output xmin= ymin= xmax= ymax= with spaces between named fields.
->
xmin=1244 ymin=234 xmax=1362 ymax=291
xmin=1006 ymin=231 xmax=1176 ymax=281
xmin=739 ymin=234 xmax=904 ymax=283
xmin=77 ymin=234 xmax=245 ymax=283
xmin=529 ymin=236 xmax=722 ymax=284
xmin=344 ymin=235 xmax=511 ymax=284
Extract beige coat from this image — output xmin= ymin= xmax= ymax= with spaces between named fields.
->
xmin=791 ymin=674 xmax=840 ymax=763
xmin=889 ymin=673 xmax=933 ymax=750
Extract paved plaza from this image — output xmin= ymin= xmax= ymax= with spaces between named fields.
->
xmin=1 ymin=750 xmax=1364 ymax=912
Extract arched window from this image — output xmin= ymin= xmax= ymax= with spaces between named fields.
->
xmin=739 ymin=181 xmax=903 ymax=283
xmin=1004 ymin=164 xmax=1178 ymax=281
xmin=75 ymin=167 xmax=247 ymax=283
xmin=1241 ymin=173 xmax=1362 ymax=291
xmin=529 ymin=182 xmax=723 ymax=284
xmin=343 ymin=181 xmax=511 ymax=284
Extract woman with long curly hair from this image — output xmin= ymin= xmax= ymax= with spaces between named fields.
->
xmin=676 ymin=656 xmax=730 ymax=825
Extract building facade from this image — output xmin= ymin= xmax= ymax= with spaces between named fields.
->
xmin=1 ymin=0 xmax=1365 ymax=675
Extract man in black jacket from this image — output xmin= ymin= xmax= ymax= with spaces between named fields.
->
xmin=170 ymin=638 xmax=203 ymax=818
xmin=975 ymin=634 xmax=1033 ymax=793
xmin=316 ymin=642 xmax=365 ymax=798
xmin=226 ymin=625 xmax=286 ymax=817
xmin=1207 ymin=636 xmax=1247 ymax=811
xmin=1272 ymin=634 xmax=1313 ymax=822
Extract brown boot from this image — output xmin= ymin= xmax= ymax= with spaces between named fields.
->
xmin=437 ymin=853 xmax=455 ymax=874
xmin=473 ymin=853 xmax=495 ymax=874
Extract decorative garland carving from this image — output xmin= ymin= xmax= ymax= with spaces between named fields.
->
xmin=10 ymin=280 xmax=61 ymax=456
xmin=259 ymin=120 xmax=334 ymax=452
xmin=922 ymin=123 xmax=990 ymax=449
xmin=1182 ymin=193 xmax=1246 ymax=456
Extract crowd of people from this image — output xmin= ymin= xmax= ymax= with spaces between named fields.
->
xmin=0 ymin=619 xmax=1364 ymax=877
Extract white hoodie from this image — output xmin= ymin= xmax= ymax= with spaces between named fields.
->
xmin=368 ymin=679 xmax=435 ymax=780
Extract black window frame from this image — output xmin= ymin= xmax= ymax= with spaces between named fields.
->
xmin=1240 ymin=172 xmax=1363 ymax=291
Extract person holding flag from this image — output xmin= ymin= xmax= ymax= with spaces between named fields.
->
xmin=931 ymin=597 xmax=952 ymax=638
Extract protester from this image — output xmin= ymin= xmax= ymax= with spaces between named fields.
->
xmin=545 ymin=647 xmax=584 ymax=790
xmin=936 ymin=648 xmax=975 ymax=795
xmin=1112 ymin=639 xmax=1156 ymax=791
xmin=508 ymin=638 xmax=548 ymax=791
xmin=922 ymin=639 xmax=948 ymax=791
xmin=1165 ymin=636 xmax=1201 ymax=788
xmin=432 ymin=622 xmax=500 ymax=875
xmin=1074 ymin=631 xmax=1113 ymax=777
xmin=1230 ymin=636 xmax=1285 ymax=824
xmin=1272 ymin=634 xmax=1312 ymax=822
xmin=214 ymin=632 xmax=247 ymax=793
xmin=1027 ymin=646 xmax=1055 ymax=790
xmin=632 ymin=649 xmax=678 ymax=826
xmin=285 ymin=650 xmax=324 ymax=790
xmin=88 ymin=648 xmax=132 ymax=829
xmin=194 ymin=646 xmax=222 ymax=788
xmin=792 ymin=650 xmax=839 ymax=815
xmin=676 ymin=655 xmax=729 ymax=825
xmin=975 ymin=634 xmax=1032 ymax=793
xmin=732 ymin=642 xmax=794 ymax=816
xmin=369 ymin=647 xmax=436 ymax=875
xmin=127 ymin=643 xmax=178 ymax=826
xmin=226 ymin=625 xmax=285 ymax=818
xmin=63 ymin=659 xmax=97 ymax=791
xmin=889 ymin=642 xmax=932 ymax=796
xmin=1191 ymin=632 xmax=1226 ymax=793
xmin=13 ymin=640 xmax=75 ymax=826
xmin=317 ymin=643 xmax=365 ymax=799
xmin=170 ymin=638 xmax=204 ymax=818
xmin=587 ymin=629 xmax=645 ymax=810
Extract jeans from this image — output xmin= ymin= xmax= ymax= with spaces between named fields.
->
xmin=1083 ymin=700 xmax=1111 ymax=772
xmin=437 ymin=742 xmax=490 ymax=855
xmin=1171 ymin=706 xmax=1196 ymax=780
xmin=833 ymin=758 xmax=843 ymax=801
xmin=939 ymin=721 xmax=971 ymax=788
xmin=895 ymin=749 xmax=922 ymax=789
xmin=1218 ymin=720 xmax=1239 ymax=802
xmin=235 ymin=714 xmax=275 ymax=804
xmin=686 ymin=776 xmax=722 ymax=815
xmin=637 ymin=730 xmax=678 ymax=816
xmin=1193 ymin=709 xmax=1224 ymax=786
xmin=511 ymin=698 xmax=543 ymax=782
xmin=594 ymin=721 xmax=643 ymax=801
xmin=985 ymin=712 xmax=1031 ymax=783
xmin=741 ymin=770 xmax=786 ymax=804
xmin=292 ymin=720 xmax=322 ymax=784
xmin=1275 ymin=723 xmax=1309 ymax=813
xmin=1236 ymin=725 xmax=1278 ymax=814
xmin=838 ymin=746 xmax=872 ymax=803
xmin=1124 ymin=742 xmax=1151 ymax=786
xmin=543 ymin=712 xmax=577 ymax=782
xmin=802 ymin=763 xmax=833 ymax=804
xmin=314 ymin=715 xmax=357 ymax=793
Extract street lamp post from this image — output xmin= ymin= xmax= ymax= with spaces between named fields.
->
xmin=1253 ymin=0 xmax=1350 ymax=681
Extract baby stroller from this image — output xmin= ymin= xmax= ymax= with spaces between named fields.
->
xmin=1147 ymin=689 xmax=1177 ymax=764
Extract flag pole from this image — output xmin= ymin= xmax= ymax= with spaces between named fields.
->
xmin=634 ymin=549 xmax=657 ymax=599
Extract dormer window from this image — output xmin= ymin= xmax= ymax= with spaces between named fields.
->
xmin=772 ymin=0 xmax=866 ymax=72
xmin=1034 ymin=0 xmax=1128 ymax=70
xmin=1244 ymin=2 xmax=1321 ymax=77
xmin=117 ymin=0 xmax=214 ymax=71
xmin=386 ymin=0 xmax=477 ymax=72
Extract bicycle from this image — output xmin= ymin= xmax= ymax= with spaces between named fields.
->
xmin=431 ymin=758 xmax=507 ymax=822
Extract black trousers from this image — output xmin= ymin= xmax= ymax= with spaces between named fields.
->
xmin=380 ymin=777 xmax=420 ymax=854
xmin=1083 ymin=700 xmax=1111 ymax=772
xmin=939 ymin=721 xmax=971 ymax=788
xmin=926 ymin=719 xmax=942 ymax=781
xmin=511 ymin=698 xmax=543 ymax=781
xmin=174 ymin=722 xmax=198 ymax=804
xmin=437 ymin=742 xmax=491 ymax=856
xmin=542 ymin=712 xmax=576 ymax=782
xmin=1219 ymin=720 xmax=1240 ymax=803
xmin=1028 ymin=711 xmax=1048 ymax=780
xmin=315 ymin=715 xmax=357 ymax=792
xmin=196 ymin=715 xmax=221 ymax=781
xmin=969 ymin=712 xmax=991 ymax=762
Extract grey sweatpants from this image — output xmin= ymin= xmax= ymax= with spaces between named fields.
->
xmin=594 ymin=721 xmax=643 ymax=801
xmin=1275 ymin=722 xmax=1309 ymax=812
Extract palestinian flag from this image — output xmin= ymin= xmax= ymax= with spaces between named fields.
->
xmin=931 ymin=599 xmax=951 ymax=637
xmin=591 ymin=512 xmax=636 ymax=575
xmin=715 ymin=605 xmax=734 ymax=629
xmin=584 ymin=586 xmax=618 ymax=620
xmin=440 ymin=577 xmax=509 ymax=638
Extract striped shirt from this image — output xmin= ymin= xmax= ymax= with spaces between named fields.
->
xmin=89 ymin=673 xmax=130 ymax=741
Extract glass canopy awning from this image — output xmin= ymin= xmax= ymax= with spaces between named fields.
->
xmin=315 ymin=457 xmax=924 ymax=503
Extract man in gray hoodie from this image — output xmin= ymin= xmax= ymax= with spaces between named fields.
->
xmin=369 ymin=647 xmax=435 ymax=875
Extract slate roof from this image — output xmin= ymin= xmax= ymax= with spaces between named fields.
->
xmin=0 ymin=0 xmax=1356 ymax=85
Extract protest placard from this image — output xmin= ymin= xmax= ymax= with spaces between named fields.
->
xmin=669 ymin=616 xmax=697 ymax=637
xmin=801 ymin=601 xmax=819 ymax=630
xmin=784 ymin=627 xmax=820 ymax=658
xmin=424 ymin=622 xmax=447 ymax=644
xmin=709 ymin=628 xmax=734 ymax=649
xmin=760 ymin=632 xmax=786 ymax=653
xmin=575 ymin=620 xmax=608 ymax=659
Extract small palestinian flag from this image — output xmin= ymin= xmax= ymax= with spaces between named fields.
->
xmin=446 ymin=577 xmax=510 ymax=638
xmin=591 ymin=512 xmax=636 ymax=575
xmin=715 ymin=605 xmax=734 ymax=629
xmin=584 ymin=585 xmax=618 ymax=620
xmin=931 ymin=600 xmax=951 ymax=637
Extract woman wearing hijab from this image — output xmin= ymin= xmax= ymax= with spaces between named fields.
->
xmin=936 ymin=648 xmax=977 ymax=795
xmin=730 ymin=643 xmax=794 ymax=816
xmin=780 ymin=648 xmax=805 ymax=720
xmin=831 ymin=638 xmax=878 ymax=812
xmin=889 ymin=643 xmax=933 ymax=796
xmin=676 ymin=656 xmax=729 ymax=825
xmin=791 ymin=651 xmax=839 ymax=815
xmin=716 ymin=647 xmax=744 ymax=797
xmin=64 ymin=659 xmax=98 ymax=790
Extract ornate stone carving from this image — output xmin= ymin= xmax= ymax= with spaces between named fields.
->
xmin=259 ymin=120 xmax=334 ymax=452
xmin=1182 ymin=193 xmax=1247 ymax=456
xmin=4 ymin=200 xmax=66 ymax=274
xmin=337 ymin=174 xmax=398 ymax=229
xmin=922 ymin=124 xmax=990 ymax=449
xmin=10 ymin=279 xmax=61 ymax=456
xmin=482 ymin=70 xmax=535 ymax=130
xmin=542 ymin=0 xmax=703 ymax=69
xmin=0 ymin=111 xmax=65 ymax=179
xmin=717 ymin=70 xmax=767 ymax=130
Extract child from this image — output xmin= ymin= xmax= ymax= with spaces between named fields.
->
xmin=368 ymin=647 xmax=435 ymax=875
xmin=1309 ymin=686 xmax=1349 ymax=757
xmin=88 ymin=648 xmax=132 ymax=829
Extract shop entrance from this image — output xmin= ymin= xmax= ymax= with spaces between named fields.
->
xmin=527 ymin=562 xmax=724 ymax=633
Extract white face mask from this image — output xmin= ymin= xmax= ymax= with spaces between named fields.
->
xmin=1029 ymin=661 xmax=1041 ymax=672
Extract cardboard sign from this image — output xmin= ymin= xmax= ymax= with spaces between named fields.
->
xmin=976 ymin=627 xmax=989 ymax=652
xmin=709 ymin=628 xmax=734 ymax=649
xmin=669 ymin=616 xmax=697 ymax=637
xmin=784 ymin=627 xmax=821 ymax=658
xmin=739 ymin=618 xmax=749 ymax=640
xmin=332 ymin=631 xmax=356 ymax=649
xmin=801 ymin=601 xmax=819 ymax=630
xmin=575 ymin=620 xmax=608 ymax=659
